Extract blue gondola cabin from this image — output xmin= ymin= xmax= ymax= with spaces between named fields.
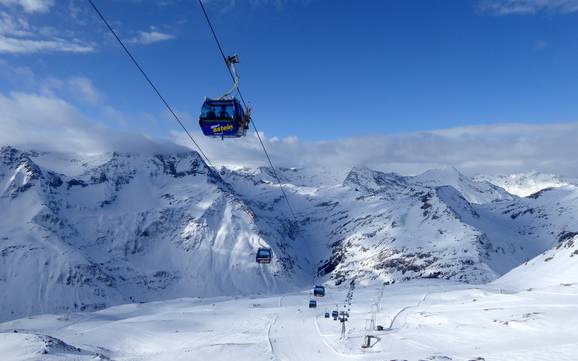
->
xmin=199 ymin=98 xmax=250 ymax=138
xmin=255 ymin=247 xmax=272 ymax=264
xmin=313 ymin=285 xmax=325 ymax=297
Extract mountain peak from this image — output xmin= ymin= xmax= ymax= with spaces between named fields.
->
xmin=414 ymin=166 xmax=465 ymax=183
xmin=411 ymin=167 xmax=513 ymax=204
xmin=343 ymin=166 xmax=407 ymax=194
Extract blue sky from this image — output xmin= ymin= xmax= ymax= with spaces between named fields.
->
xmin=3 ymin=0 xmax=578 ymax=143
xmin=6 ymin=0 xmax=578 ymax=178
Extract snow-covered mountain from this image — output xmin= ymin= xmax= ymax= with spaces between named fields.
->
xmin=0 ymin=146 xmax=301 ymax=321
xmin=414 ymin=167 xmax=514 ymax=204
xmin=2 ymin=145 xmax=578 ymax=321
xmin=300 ymin=166 xmax=577 ymax=285
xmin=474 ymin=171 xmax=572 ymax=197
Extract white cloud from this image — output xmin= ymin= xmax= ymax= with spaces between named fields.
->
xmin=171 ymin=121 xmax=578 ymax=178
xmin=0 ymin=11 xmax=32 ymax=37
xmin=0 ymin=0 xmax=54 ymax=13
xmin=205 ymin=0 xmax=311 ymax=11
xmin=0 ymin=10 xmax=94 ymax=54
xmin=42 ymin=76 xmax=103 ymax=105
xmin=128 ymin=30 xmax=175 ymax=45
xmin=0 ymin=59 xmax=36 ymax=86
xmin=480 ymin=0 xmax=578 ymax=15
xmin=0 ymin=35 xmax=94 ymax=54
xmin=66 ymin=77 xmax=102 ymax=105
xmin=3 ymin=88 xmax=578 ymax=179
xmin=0 ymin=64 xmax=104 ymax=106
xmin=0 ymin=91 xmax=182 ymax=155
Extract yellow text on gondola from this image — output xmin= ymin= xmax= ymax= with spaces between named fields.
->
xmin=211 ymin=124 xmax=234 ymax=133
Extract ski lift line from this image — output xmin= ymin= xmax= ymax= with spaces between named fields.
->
xmin=197 ymin=0 xmax=298 ymax=222
xmin=87 ymin=0 xmax=215 ymax=169
xmin=197 ymin=0 xmax=230 ymax=73
xmin=251 ymin=119 xmax=298 ymax=221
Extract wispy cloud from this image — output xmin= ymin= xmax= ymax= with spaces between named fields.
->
xmin=42 ymin=76 xmax=103 ymax=105
xmin=203 ymin=0 xmax=312 ymax=12
xmin=480 ymin=0 xmax=578 ymax=15
xmin=0 ymin=9 xmax=94 ymax=54
xmin=0 ymin=0 xmax=54 ymax=13
xmin=534 ymin=39 xmax=548 ymax=51
xmin=0 ymin=35 xmax=93 ymax=54
xmin=0 ymin=11 xmax=32 ymax=37
xmin=128 ymin=29 xmax=175 ymax=45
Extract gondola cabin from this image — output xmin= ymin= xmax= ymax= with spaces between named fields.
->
xmin=313 ymin=285 xmax=326 ymax=297
xmin=309 ymin=300 xmax=317 ymax=308
xmin=255 ymin=247 xmax=272 ymax=264
xmin=199 ymin=98 xmax=249 ymax=138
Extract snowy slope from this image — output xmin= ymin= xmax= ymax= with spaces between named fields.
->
xmin=475 ymin=171 xmax=572 ymax=197
xmin=495 ymin=234 xmax=578 ymax=290
xmin=2 ymin=280 xmax=578 ymax=361
xmin=0 ymin=332 xmax=96 ymax=361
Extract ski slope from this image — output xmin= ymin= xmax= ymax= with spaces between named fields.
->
xmin=2 ymin=279 xmax=578 ymax=361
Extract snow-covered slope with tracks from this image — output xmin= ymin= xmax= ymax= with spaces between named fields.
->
xmin=3 ymin=279 xmax=578 ymax=361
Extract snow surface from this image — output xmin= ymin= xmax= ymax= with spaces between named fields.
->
xmin=495 ymin=235 xmax=578 ymax=291
xmin=2 ymin=278 xmax=578 ymax=360
xmin=474 ymin=172 xmax=573 ymax=197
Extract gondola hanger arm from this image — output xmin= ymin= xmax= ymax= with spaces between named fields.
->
xmin=219 ymin=54 xmax=240 ymax=100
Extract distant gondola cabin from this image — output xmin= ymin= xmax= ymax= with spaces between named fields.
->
xmin=255 ymin=247 xmax=272 ymax=264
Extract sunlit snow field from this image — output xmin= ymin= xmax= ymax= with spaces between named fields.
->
xmin=1 ymin=279 xmax=577 ymax=361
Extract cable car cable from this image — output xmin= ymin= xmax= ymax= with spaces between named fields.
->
xmin=87 ymin=0 xmax=215 ymax=169
xmin=197 ymin=0 xmax=298 ymax=222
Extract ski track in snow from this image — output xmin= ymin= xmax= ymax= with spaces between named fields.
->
xmin=313 ymin=312 xmax=361 ymax=359
xmin=267 ymin=313 xmax=279 ymax=361
xmin=387 ymin=291 xmax=429 ymax=331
